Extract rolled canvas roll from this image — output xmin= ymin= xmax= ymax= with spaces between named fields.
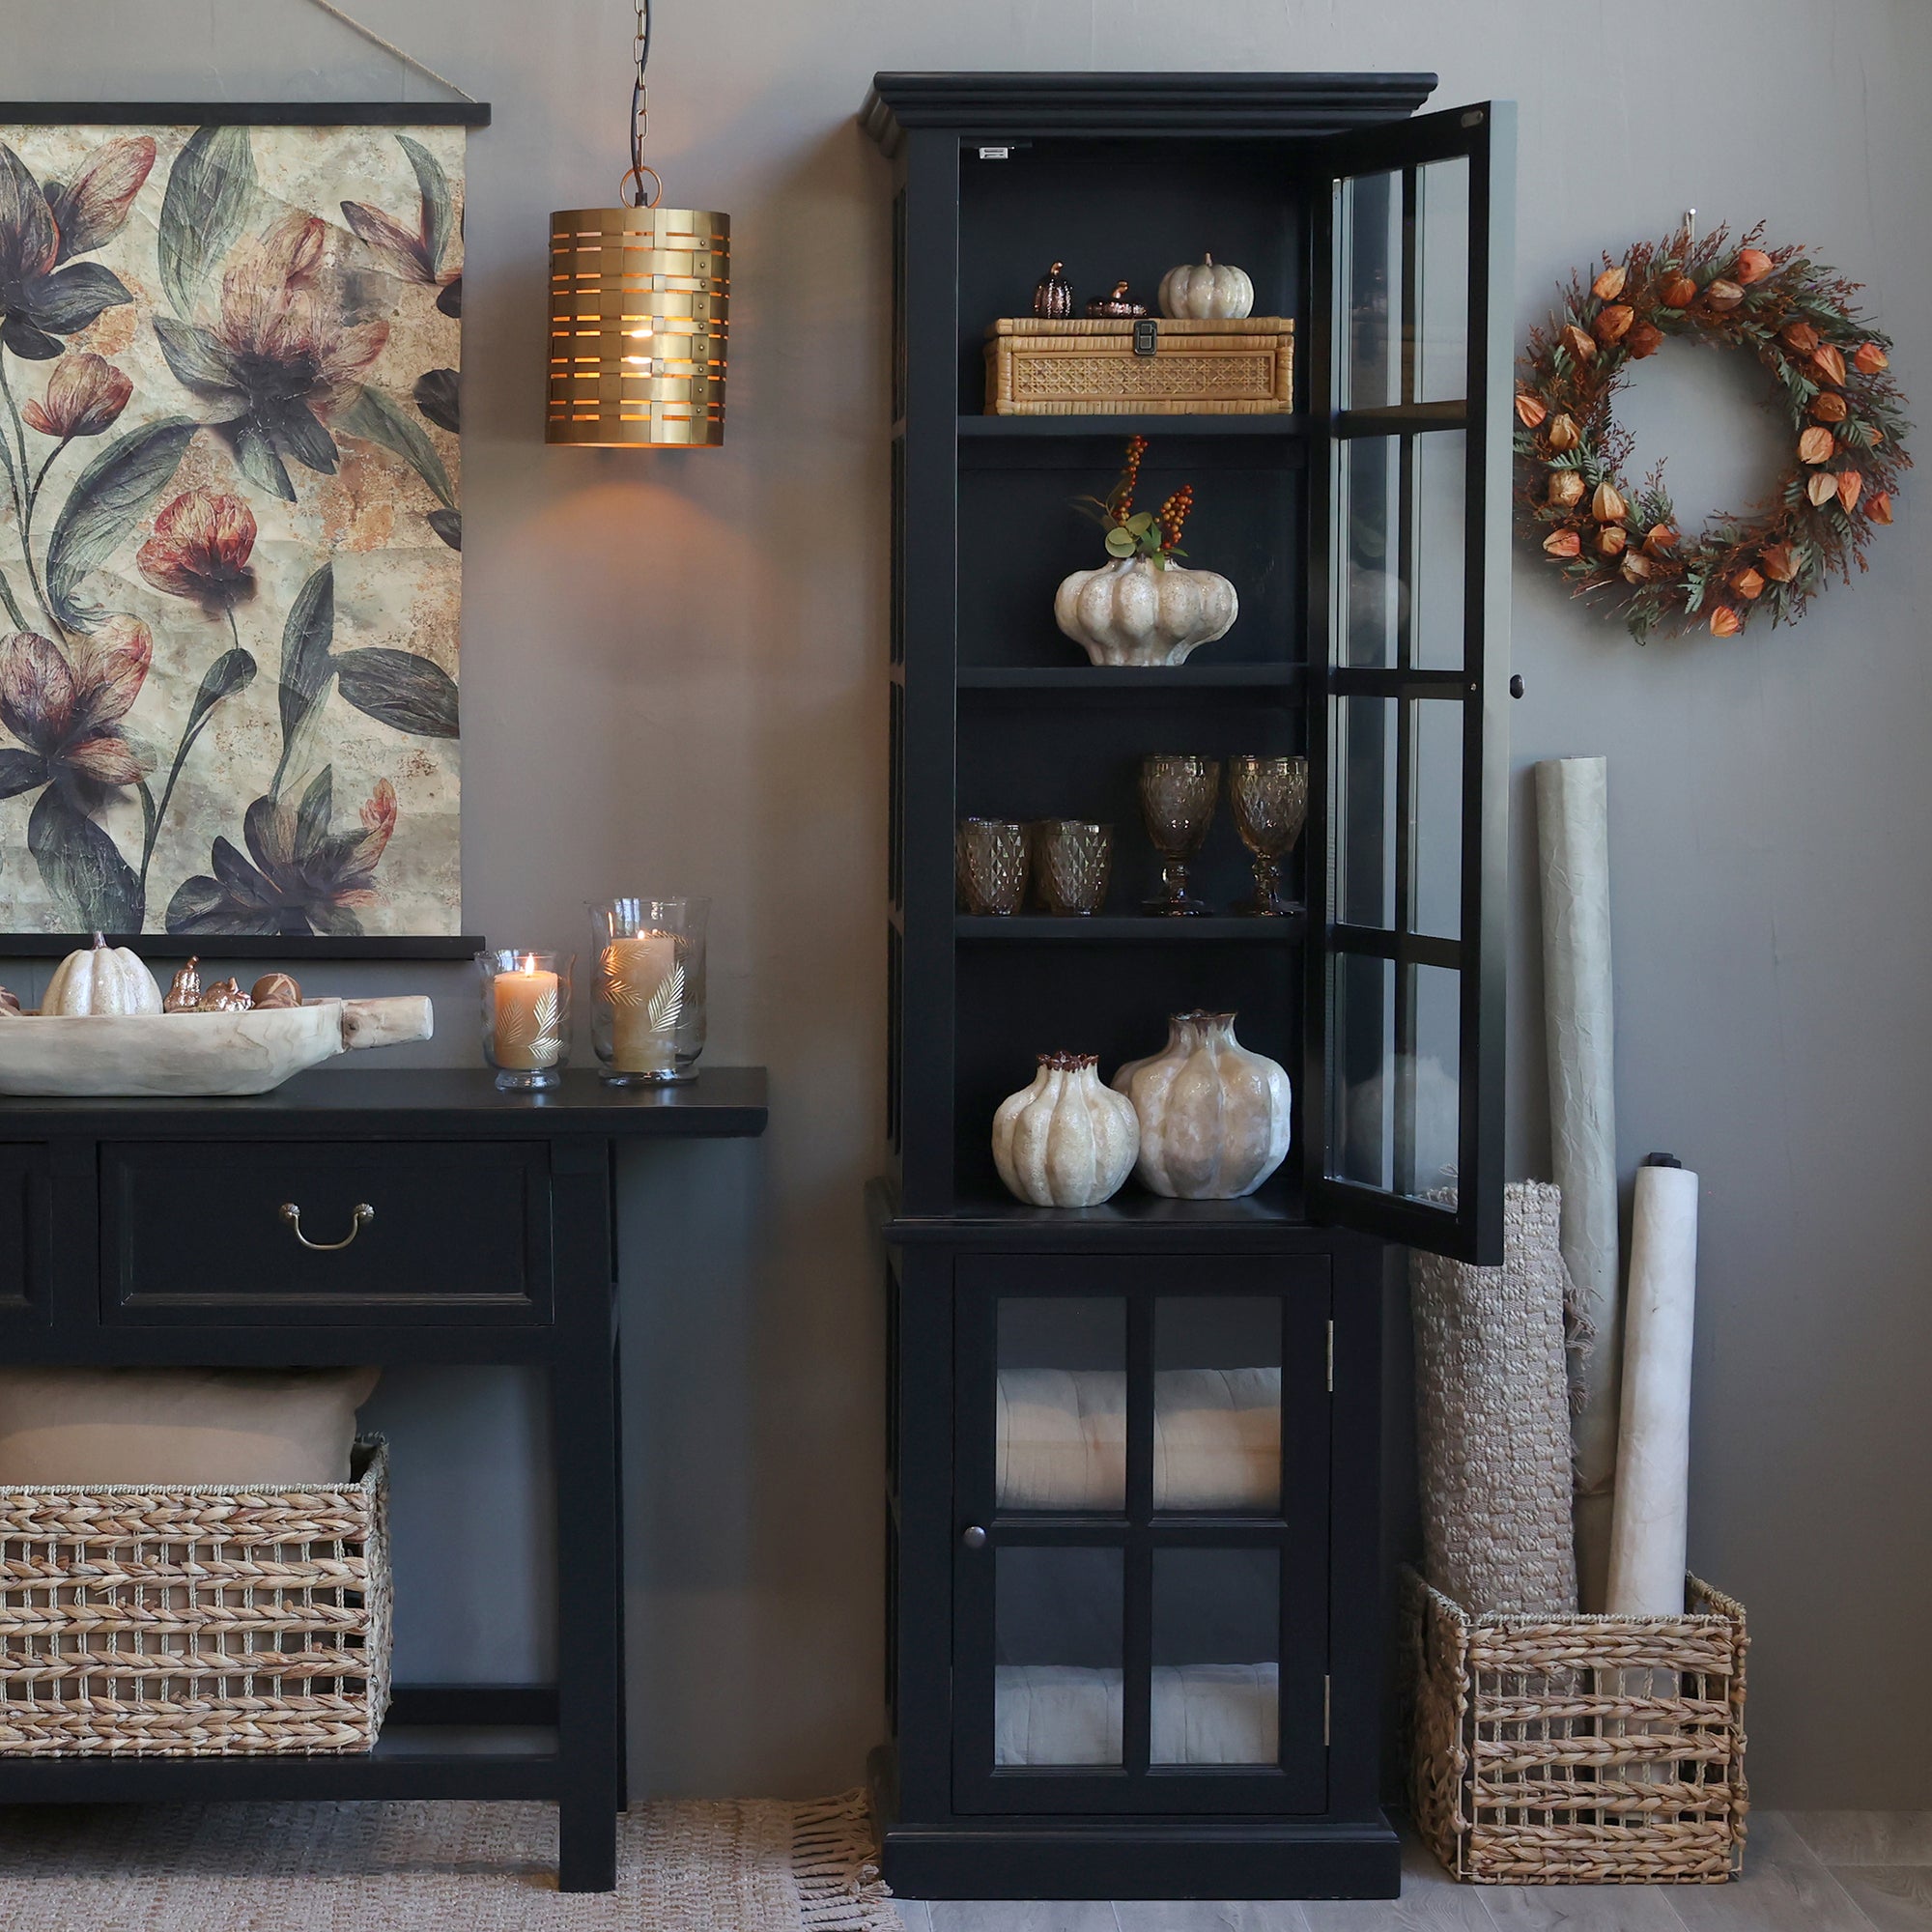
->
xmin=1535 ymin=755 xmax=1621 ymax=1610
xmin=1606 ymin=1158 xmax=1700 ymax=1616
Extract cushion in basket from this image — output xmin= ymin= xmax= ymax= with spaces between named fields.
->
xmin=0 ymin=1366 xmax=381 ymax=1485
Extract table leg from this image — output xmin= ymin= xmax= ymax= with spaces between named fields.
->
xmin=554 ymin=1147 xmax=622 ymax=1893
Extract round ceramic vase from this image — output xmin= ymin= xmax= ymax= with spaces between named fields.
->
xmin=1112 ymin=1011 xmax=1292 ymax=1200
xmin=1053 ymin=555 xmax=1238 ymax=668
xmin=992 ymin=1052 xmax=1140 ymax=1208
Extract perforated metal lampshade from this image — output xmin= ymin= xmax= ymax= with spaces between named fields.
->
xmin=547 ymin=204 xmax=729 ymax=447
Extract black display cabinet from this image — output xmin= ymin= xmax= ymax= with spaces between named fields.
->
xmin=862 ymin=71 xmax=1515 ymax=1900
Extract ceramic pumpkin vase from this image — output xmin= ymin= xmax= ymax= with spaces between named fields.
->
xmin=1054 ymin=555 xmax=1238 ymax=668
xmin=992 ymin=1052 xmax=1140 ymax=1208
xmin=1111 ymin=1011 xmax=1292 ymax=1200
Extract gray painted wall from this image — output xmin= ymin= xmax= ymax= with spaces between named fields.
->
xmin=5 ymin=0 xmax=1928 ymax=1808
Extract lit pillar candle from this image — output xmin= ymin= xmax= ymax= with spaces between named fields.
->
xmin=605 ymin=932 xmax=679 ymax=1073
xmin=493 ymin=955 xmax=561 ymax=1069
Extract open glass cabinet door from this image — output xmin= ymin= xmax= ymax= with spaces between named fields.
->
xmin=1303 ymin=102 xmax=1516 ymax=1266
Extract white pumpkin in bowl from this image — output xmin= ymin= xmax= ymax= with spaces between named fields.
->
xmin=992 ymin=1052 xmax=1139 ymax=1208
xmin=1158 ymin=253 xmax=1255 ymax=321
xmin=42 ymin=933 xmax=163 ymax=1016
xmin=1054 ymin=555 xmax=1238 ymax=668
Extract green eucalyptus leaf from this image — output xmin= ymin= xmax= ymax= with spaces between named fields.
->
xmin=1104 ymin=527 xmax=1136 ymax=557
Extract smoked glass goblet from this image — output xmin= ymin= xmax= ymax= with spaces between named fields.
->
xmin=1229 ymin=754 xmax=1309 ymax=917
xmin=1138 ymin=754 xmax=1220 ymax=917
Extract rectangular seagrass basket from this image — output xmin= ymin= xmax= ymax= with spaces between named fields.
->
xmin=0 ymin=1437 xmax=390 ymax=1755
xmin=983 ymin=317 xmax=1294 ymax=414
xmin=1404 ymin=1568 xmax=1748 ymax=1885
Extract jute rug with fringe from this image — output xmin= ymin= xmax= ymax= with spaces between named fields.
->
xmin=0 ymin=1789 xmax=897 ymax=1931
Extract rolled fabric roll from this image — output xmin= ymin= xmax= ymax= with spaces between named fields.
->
xmin=1535 ymin=755 xmax=1622 ymax=1610
xmin=1606 ymin=1156 xmax=1700 ymax=1616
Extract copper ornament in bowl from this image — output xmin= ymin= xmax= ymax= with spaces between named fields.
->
xmin=250 ymin=972 xmax=302 ymax=1009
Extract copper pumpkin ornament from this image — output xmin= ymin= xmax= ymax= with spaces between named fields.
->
xmin=195 ymin=977 xmax=253 ymax=1013
xmin=1032 ymin=261 xmax=1073 ymax=320
xmin=1086 ymin=281 xmax=1149 ymax=319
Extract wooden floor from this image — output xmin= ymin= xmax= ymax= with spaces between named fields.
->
xmin=891 ymin=1814 xmax=1932 ymax=1931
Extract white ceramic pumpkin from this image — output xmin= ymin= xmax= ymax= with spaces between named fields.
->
xmin=42 ymin=933 xmax=163 ymax=1016
xmin=992 ymin=1052 xmax=1140 ymax=1208
xmin=1157 ymin=253 xmax=1255 ymax=321
xmin=1112 ymin=1011 xmax=1292 ymax=1200
xmin=1054 ymin=555 xmax=1238 ymax=668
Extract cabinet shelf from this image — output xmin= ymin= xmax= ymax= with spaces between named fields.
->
xmin=955 ymin=914 xmax=1305 ymax=943
xmin=958 ymin=664 xmax=1304 ymax=693
xmin=960 ymin=413 xmax=1310 ymax=440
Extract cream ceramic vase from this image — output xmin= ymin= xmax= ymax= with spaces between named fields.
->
xmin=992 ymin=1052 xmax=1140 ymax=1208
xmin=1112 ymin=1011 xmax=1292 ymax=1200
xmin=1054 ymin=555 xmax=1238 ymax=668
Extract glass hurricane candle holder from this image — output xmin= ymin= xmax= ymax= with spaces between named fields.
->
xmin=1139 ymin=753 xmax=1220 ymax=916
xmin=1031 ymin=820 xmax=1113 ymax=915
xmin=478 ymin=950 xmax=573 ymax=1091
xmin=588 ymin=896 xmax=708 ymax=1084
xmin=956 ymin=818 xmax=1029 ymax=915
xmin=1229 ymin=753 xmax=1309 ymax=916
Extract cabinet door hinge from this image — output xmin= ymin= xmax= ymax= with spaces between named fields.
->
xmin=1325 ymin=1320 xmax=1334 ymax=1393
xmin=1323 ymin=1674 xmax=1331 ymax=1746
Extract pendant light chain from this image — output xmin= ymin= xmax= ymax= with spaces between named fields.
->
xmin=626 ymin=0 xmax=661 ymax=208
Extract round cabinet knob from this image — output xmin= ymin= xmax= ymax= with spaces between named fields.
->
xmin=960 ymin=1525 xmax=988 ymax=1550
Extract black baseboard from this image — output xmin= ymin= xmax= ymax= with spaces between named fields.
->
xmin=880 ymin=1816 xmax=1403 ymax=1901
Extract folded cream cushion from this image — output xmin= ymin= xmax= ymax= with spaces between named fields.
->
xmin=995 ymin=1367 xmax=1282 ymax=1511
xmin=0 ymin=1366 xmax=382 ymax=1486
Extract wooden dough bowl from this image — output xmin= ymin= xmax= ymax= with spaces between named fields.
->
xmin=0 ymin=997 xmax=434 ymax=1097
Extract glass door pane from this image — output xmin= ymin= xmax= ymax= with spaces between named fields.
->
xmin=996 ymin=1296 xmax=1124 ymax=1513
xmin=995 ymin=1546 xmax=1123 ymax=1767
xmin=1308 ymin=102 xmax=1513 ymax=1265
xmin=1151 ymin=1549 xmax=1280 ymax=1766
xmin=1154 ymin=1297 xmax=1282 ymax=1515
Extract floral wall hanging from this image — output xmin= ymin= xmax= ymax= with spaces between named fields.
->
xmin=1516 ymin=223 xmax=1911 ymax=641
xmin=0 ymin=109 xmax=472 ymax=945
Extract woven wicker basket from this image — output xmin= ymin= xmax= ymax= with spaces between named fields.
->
xmin=1404 ymin=1568 xmax=1748 ymax=1884
xmin=983 ymin=317 xmax=1294 ymax=415
xmin=0 ymin=1437 xmax=391 ymax=1755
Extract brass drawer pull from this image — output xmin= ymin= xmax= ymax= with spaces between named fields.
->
xmin=279 ymin=1202 xmax=376 ymax=1251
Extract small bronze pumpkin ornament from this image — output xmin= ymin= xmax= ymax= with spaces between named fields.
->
xmin=196 ymin=977 xmax=253 ymax=1013
xmin=1032 ymin=261 xmax=1073 ymax=320
xmin=250 ymin=972 xmax=302 ymax=1009
xmin=162 ymin=957 xmax=203 ymax=1013
xmin=1087 ymin=280 xmax=1149 ymax=319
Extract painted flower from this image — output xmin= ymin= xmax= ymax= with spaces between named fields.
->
xmin=136 ymin=489 xmax=258 ymax=613
xmin=0 ymin=619 xmax=153 ymax=807
xmin=340 ymin=132 xmax=463 ymax=316
xmin=0 ymin=138 xmax=146 ymax=358
xmin=152 ymin=211 xmax=388 ymax=500
xmin=166 ymin=775 xmax=398 ymax=938
xmin=20 ymin=352 xmax=131 ymax=439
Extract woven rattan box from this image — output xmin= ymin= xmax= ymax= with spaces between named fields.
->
xmin=0 ymin=1437 xmax=391 ymax=1756
xmin=983 ymin=316 xmax=1295 ymax=415
xmin=1404 ymin=1568 xmax=1748 ymax=1885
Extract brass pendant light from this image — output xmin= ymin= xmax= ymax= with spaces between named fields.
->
xmin=547 ymin=0 xmax=729 ymax=447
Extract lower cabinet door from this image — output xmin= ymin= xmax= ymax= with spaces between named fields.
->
xmin=952 ymin=1253 xmax=1331 ymax=1815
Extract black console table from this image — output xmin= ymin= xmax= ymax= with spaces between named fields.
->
xmin=0 ymin=1065 xmax=769 ymax=1893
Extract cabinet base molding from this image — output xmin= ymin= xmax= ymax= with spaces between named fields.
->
xmin=876 ymin=1806 xmax=1400 ymax=1900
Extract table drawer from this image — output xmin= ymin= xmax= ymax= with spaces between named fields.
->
xmin=101 ymin=1141 xmax=552 ymax=1324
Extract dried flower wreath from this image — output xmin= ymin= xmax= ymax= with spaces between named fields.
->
xmin=1517 ymin=223 xmax=1909 ymax=639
